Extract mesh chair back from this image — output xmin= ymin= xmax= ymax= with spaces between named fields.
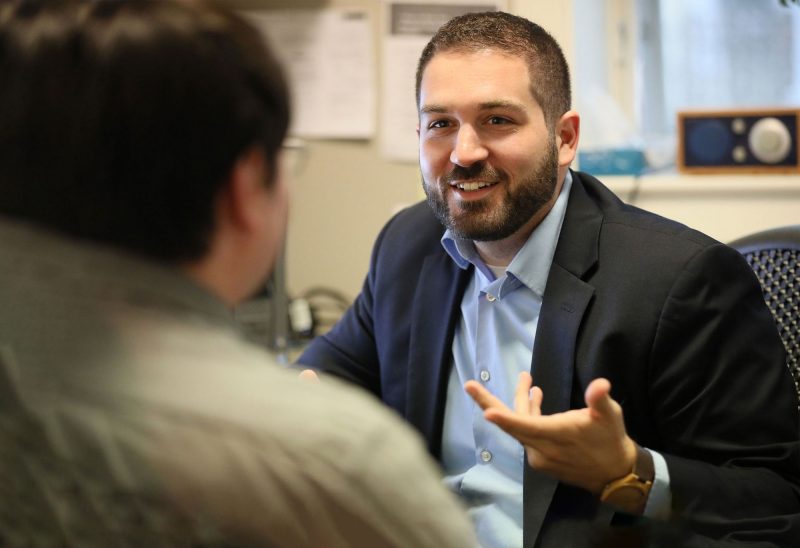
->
xmin=729 ymin=226 xmax=800 ymax=403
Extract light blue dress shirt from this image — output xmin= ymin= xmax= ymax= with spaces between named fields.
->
xmin=439 ymin=172 xmax=670 ymax=547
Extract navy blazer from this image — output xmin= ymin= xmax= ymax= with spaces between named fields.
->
xmin=300 ymin=170 xmax=800 ymax=547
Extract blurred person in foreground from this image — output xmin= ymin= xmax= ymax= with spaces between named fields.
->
xmin=298 ymin=10 xmax=800 ymax=548
xmin=0 ymin=1 xmax=476 ymax=546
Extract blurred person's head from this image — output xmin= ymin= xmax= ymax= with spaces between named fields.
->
xmin=0 ymin=0 xmax=291 ymax=304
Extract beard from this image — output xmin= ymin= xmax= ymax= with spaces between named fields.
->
xmin=422 ymin=138 xmax=559 ymax=242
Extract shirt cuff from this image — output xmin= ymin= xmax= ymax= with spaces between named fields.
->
xmin=643 ymin=449 xmax=672 ymax=519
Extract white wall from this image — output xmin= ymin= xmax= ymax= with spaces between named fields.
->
xmin=606 ymin=174 xmax=800 ymax=243
xmin=229 ymin=0 xmax=423 ymax=302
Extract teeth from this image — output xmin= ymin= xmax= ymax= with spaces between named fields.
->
xmin=457 ymin=181 xmax=494 ymax=191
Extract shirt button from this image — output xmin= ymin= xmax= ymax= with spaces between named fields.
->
xmin=479 ymin=370 xmax=490 ymax=382
xmin=486 ymin=294 xmax=496 ymax=302
xmin=480 ymin=449 xmax=492 ymax=463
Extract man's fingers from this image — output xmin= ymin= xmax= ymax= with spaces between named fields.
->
xmin=465 ymin=380 xmax=511 ymax=412
xmin=513 ymin=371 xmax=533 ymax=415
xmin=299 ymin=369 xmax=320 ymax=383
xmin=483 ymin=409 xmax=542 ymax=444
xmin=529 ymin=386 xmax=543 ymax=417
xmin=584 ymin=377 xmax=615 ymax=418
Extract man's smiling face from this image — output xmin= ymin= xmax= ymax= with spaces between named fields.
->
xmin=418 ymin=48 xmax=559 ymax=242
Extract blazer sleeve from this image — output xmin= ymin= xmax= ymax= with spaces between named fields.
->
xmin=295 ymin=218 xmax=390 ymax=396
xmin=647 ymin=241 xmax=800 ymax=543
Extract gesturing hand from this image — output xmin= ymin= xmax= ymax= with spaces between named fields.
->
xmin=464 ymin=372 xmax=636 ymax=495
xmin=298 ymin=369 xmax=320 ymax=383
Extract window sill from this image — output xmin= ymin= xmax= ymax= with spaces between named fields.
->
xmin=600 ymin=172 xmax=800 ymax=243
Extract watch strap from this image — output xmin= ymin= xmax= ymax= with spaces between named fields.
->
xmin=599 ymin=444 xmax=655 ymax=514
xmin=632 ymin=444 xmax=655 ymax=483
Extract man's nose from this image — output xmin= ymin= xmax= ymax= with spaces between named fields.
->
xmin=450 ymin=125 xmax=488 ymax=167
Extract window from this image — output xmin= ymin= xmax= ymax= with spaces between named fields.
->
xmin=573 ymin=0 xmax=800 ymax=167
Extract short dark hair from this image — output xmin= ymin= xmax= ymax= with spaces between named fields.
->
xmin=415 ymin=11 xmax=571 ymax=129
xmin=0 ymin=0 xmax=290 ymax=262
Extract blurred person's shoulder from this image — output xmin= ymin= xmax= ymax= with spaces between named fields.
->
xmin=110 ymin=323 xmax=477 ymax=548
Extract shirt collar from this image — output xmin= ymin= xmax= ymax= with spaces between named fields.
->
xmin=441 ymin=170 xmax=573 ymax=298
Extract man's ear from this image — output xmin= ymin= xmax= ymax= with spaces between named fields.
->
xmin=555 ymin=110 xmax=580 ymax=168
xmin=221 ymin=146 xmax=270 ymax=233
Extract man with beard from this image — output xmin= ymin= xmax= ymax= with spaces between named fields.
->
xmin=298 ymin=10 xmax=800 ymax=548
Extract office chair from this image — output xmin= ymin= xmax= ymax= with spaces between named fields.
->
xmin=729 ymin=225 xmax=800 ymax=404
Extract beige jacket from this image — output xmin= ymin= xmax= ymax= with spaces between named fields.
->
xmin=0 ymin=217 xmax=476 ymax=547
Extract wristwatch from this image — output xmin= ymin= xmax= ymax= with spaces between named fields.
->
xmin=599 ymin=444 xmax=655 ymax=515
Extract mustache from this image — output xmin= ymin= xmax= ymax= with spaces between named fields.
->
xmin=443 ymin=163 xmax=503 ymax=185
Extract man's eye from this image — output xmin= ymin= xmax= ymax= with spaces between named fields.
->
xmin=488 ymin=116 xmax=511 ymax=125
xmin=428 ymin=120 xmax=450 ymax=129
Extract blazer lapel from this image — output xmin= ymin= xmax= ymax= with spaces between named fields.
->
xmin=535 ymin=171 xmax=604 ymax=413
xmin=406 ymin=252 xmax=471 ymax=458
xmin=524 ymin=172 xmax=605 ymax=546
